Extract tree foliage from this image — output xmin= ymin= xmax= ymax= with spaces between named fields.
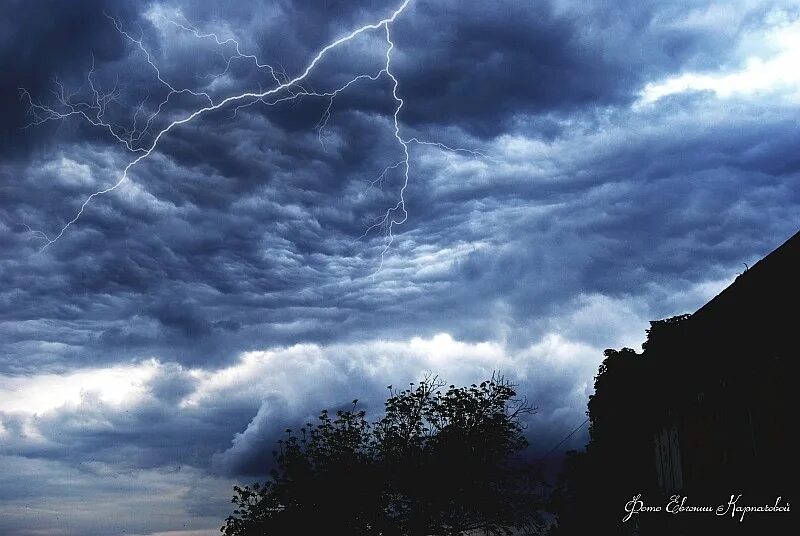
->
xmin=222 ymin=375 xmax=543 ymax=536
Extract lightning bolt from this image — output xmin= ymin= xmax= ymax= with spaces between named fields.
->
xmin=21 ymin=0 xmax=494 ymax=271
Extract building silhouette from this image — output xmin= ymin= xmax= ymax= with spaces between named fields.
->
xmin=551 ymin=231 xmax=797 ymax=535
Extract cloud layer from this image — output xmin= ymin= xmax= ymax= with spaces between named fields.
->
xmin=1 ymin=0 xmax=799 ymax=534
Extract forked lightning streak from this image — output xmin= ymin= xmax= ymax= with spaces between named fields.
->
xmin=20 ymin=0 xmax=492 ymax=271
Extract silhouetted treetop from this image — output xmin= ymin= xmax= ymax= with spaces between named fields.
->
xmin=222 ymin=375 xmax=544 ymax=536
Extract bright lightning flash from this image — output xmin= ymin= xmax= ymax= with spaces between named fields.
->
xmin=20 ymin=0 xmax=491 ymax=271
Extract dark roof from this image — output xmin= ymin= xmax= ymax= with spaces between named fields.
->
xmin=693 ymin=230 xmax=800 ymax=322
xmin=688 ymin=230 xmax=800 ymax=355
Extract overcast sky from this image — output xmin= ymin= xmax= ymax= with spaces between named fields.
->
xmin=1 ymin=1 xmax=799 ymax=534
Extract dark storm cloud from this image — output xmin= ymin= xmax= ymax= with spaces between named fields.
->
xmin=2 ymin=96 xmax=797 ymax=372
xmin=407 ymin=104 xmax=800 ymax=343
xmin=135 ymin=0 xmax=757 ymax=138
xmin=2 ymin=1 xmax=800 ymax=534
xmin=255 ymin=0 xmax=757 ymax=137
xmin=0 ymin=0 xmax=138 ymax=157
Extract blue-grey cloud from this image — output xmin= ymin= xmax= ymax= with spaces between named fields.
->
xmin=1 ymin=1 xmax=799 ymax=535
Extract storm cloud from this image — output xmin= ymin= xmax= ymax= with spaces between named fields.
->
xmin=1 ymin=1 xmax=799 ymax=535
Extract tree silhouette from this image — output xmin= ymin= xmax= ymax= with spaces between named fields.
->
xmin=222 ymin=375 xmax=543 ymax=536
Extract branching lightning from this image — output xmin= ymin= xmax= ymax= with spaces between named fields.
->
xmin=20 ymin=0 xmax=493 ymax=271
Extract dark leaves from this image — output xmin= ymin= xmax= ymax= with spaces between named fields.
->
xmin=222 ymin=374 xmax=542 ymax=535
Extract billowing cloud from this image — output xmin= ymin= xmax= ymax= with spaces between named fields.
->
xmin=1 ymin=333 xmax=608 ymax=470
xmin=1 ymin=0 xmax=799 ymax=534
xmin=0 ymin=331 xmax=615 ymax=534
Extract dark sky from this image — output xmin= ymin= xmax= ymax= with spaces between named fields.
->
xmin=1 ymin=1 xmax=799 ymax=534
